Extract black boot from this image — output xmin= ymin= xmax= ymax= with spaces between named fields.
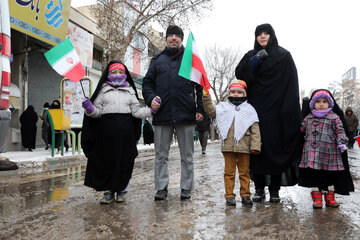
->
xmin=269 ymin=190 xmax=281 ymax=203
xmin=241 ymin=196 xmax=253 ymax=206
xmin=252 ymin=189 xmax=265 ymax=202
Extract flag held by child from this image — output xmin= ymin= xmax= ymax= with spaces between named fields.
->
xmin=179 ymin=32 xmax=210 ymax=93
xmin=44 ymin=38 xmax=85 ymax=82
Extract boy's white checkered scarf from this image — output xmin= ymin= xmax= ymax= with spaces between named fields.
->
xmin=215 ymin=101 xmax=259 ymax=142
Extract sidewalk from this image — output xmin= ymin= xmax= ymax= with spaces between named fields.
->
xmin=0 ymin=143 xmax=156 ymax=168
xmin=0 ymin=140 xmax=220 ymax=168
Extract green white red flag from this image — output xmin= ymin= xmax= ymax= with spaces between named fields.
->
xmin=179 ymin=32 xmax=210 ymax=93
xmin=44 ymin=38 xmax=85 ymax=82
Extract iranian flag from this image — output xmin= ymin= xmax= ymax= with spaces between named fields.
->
xmin=179 ymin=32 xmax=210 ymax=93
xmin=44 ymin=38 xmax=85 ymax=82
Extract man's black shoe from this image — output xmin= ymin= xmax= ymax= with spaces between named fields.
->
xmin=180 ymin=189 xmax=191 ymax=200
xmin=154 ymin=189 xmax=168 ymax=201
xmin=252 ymin=189 xmax=265 ymax=202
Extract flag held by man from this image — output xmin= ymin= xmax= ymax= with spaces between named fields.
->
xmin=179 ymin=32 xmax=210 ymax=93
xmin=44 ymin=38 xmax=85 ymax=82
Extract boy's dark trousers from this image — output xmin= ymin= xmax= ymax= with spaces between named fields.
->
xmin=223 ymin=152 xmax=251 ymax=199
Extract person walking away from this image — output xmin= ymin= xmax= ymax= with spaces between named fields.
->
xmin=81 ymin=61 xmax=153 ymax=204
xmin=142 ymin=25 xmax=204 ymax=201
xmin=40 ymin=102 xmax=50 ymax=149
xmin=235 ymin=23 xmax=301 ymax=203
xmin=143 ymin=118 xmax=154 ymax=145
xmin=197 ymin=112 xmax=211 ymax=154
xmin=344 ymin=107 xmax=358 ymax=149
xmin=203 ymin=80 xmax=261 ymax=206
xmin=20 ymin=105 xmax=38 ymax=151
xmin=299 ymin=89 xmax=354 ymax=208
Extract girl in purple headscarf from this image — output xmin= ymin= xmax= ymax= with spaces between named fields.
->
xmin=299 ymin=89 xmax=353 ymax=208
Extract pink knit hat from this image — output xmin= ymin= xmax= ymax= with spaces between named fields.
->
xmin=309 ymin=90 xmax=334 ymax=110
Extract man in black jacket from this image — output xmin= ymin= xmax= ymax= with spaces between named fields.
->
xmin=142 ymin=25 xmax=204 ymax=201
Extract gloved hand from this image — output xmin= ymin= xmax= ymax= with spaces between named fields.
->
xmin=248 ymin=49 xmax=269 ymax=72
xmin=151 ymin=96 xmax=161 ymax=114
xmin=82 ymin=97 xmax=94 ymax=114
xmin=337 ymin=142 xmax=347 ymax=153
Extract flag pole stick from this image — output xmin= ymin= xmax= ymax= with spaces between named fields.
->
xmin=79 ymin=80 xmax=87 ymax=98
xmin=201 ymin=76 xmax=209 ymax=94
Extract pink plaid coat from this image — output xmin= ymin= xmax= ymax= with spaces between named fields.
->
xmin=299 ymin=112 xmax=348 ymax=171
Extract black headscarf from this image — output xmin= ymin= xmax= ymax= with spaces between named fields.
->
xmin=81 ymin=60 xmax=142 ymax=157
xmin=90 ymin=60 xmax=139 ymax=101
xmin=254 ymin=23 xmax=279 ymax=52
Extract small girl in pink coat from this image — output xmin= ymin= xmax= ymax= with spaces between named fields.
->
xmin=299 ymin=89 xmax=350 ymax=208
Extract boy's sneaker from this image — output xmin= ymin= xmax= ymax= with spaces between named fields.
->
xmin=180 ymin=189 xmax=191 ymax=200
xmin=241 ymin=196 xmax=253 ymax=206
xmin=116 ymin=192 xmax=126 ymax=203
xmin=100 ymin=191 xmax=114 ymax=204
xmin=252 ymin=189 xmax=265 ymax=202
xmin=154 ymin=188 xmax=168 ymax=201
xmin=226 ymin=197 xmax=236 ymax=206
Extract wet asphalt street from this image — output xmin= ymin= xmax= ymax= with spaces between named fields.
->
xmin=0 ymin=141 xmax=359 ymax=240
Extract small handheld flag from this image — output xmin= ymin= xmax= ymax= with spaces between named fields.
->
xmin=44 ymin=38 xmax=85 ymax=83
xmin=179 ymin=32 xmax=210 ymax=93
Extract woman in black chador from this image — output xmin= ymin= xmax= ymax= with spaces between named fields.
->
xmin=235 ymin=23 xmax=302 ymax=203
xmin=81 ymin=60 xmax=152 ymax=204
xmin=142 ymin=119 xmax=154 ymax=145
xmin=20 ymin=105 xmax=38 ymax=151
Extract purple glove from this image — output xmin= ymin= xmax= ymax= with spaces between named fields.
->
xmin=151 ymin=97 xmax=161 ymax=114
xmin=337 ymin=142 xmax=347 ymax=153
xmin=82 ymin=97 xmax=94 ymax=114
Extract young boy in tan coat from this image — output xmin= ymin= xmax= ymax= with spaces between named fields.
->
xmin=202 ymin=80 xmax=261 ymax=206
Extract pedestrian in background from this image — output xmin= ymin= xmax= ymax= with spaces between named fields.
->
xmin=299 ymin=89 xmax=354 ymax=208
xmin=20 ymin=105 xmax=38 ymax=151
xmin=40 ymin=102 xmax=50 ymax=150
xmin=235 ymin=23 xmax=301 ymax=203
xmin=142 ymin=25 xmax=204 ymax=201
xmin=203 ymin=80 xmax=261 ymax=206
xmin=344 ymin=107 xmax=358 ymax=149
xmin=197 ymin=112 xmax=211 ymax=154
xmin=81 ymin=60 xmax=152 ymax=204
xmin=49 ymin=99 xmax=63 ymax=152
xmin=143 ymin=118 xmax=154 ymax=145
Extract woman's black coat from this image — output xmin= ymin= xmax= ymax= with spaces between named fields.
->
xmin=20 ymin=105 xmax=38 ymax=149
xmin=235 ymin=24 xmax=302 ymax=179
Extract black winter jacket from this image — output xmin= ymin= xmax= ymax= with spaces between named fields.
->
xmin=142 ymin=46 xmax=204 ymax=125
